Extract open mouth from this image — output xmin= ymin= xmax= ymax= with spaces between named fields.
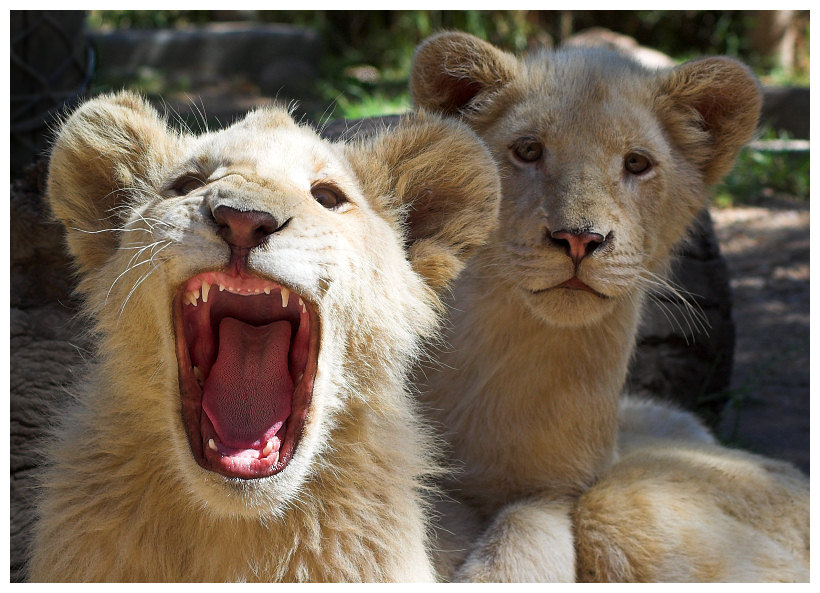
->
xmin=173 ymin=271 xmax=319 ymax=480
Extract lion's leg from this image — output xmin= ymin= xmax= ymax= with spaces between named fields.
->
xmin=453 ymin=497 xmax=575 ymax=582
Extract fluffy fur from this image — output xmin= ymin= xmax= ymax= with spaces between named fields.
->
xmin=574 ymin=428 xmax=810 ymax=582
xmin=409 ymin=32 xmax=795 ymax=581
xmin=593 ymin=396 xmax=806 ymax=581
xmin=29 ymin=91 xmax=500 ymax=581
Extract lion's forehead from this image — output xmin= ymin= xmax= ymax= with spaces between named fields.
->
xmin=495 ymin=84 xmax=668 ymax=166
xmin=179 ymin=123 xmax=352 ymax=189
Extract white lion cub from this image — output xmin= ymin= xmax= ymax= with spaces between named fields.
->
xmin=29 ymin=91 xmax=500 ymax=581
xmin=409 ymin=32 xmax=798 ymax=581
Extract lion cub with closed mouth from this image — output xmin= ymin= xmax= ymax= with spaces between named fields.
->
xmin=29 ymin=92 xmax=499 ymax=581
xmin=411 ymin=32 xmax=769 ymax=581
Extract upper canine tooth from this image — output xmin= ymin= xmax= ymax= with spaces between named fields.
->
xmin=281 ymin=287 xmax=290 ymax=308
xmin=201 ymin=281 xmax=211 ymax=303
xmin=299 ymin=297 xmax=306 ymax=314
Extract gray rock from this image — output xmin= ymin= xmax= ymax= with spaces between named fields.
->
xmin=760 ymin=86 xmax=810 ymax=139
xmin=91 ymin=22 xmax=321 ymax=86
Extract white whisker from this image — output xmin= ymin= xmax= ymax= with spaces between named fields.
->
xmin=116 ymin=241 xmax=173 ymax=324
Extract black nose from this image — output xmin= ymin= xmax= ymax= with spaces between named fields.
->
xmin=550 ymin=229 xmax=606 ymax=266
xmin=212 ymin=206 xmax=280 ymax=249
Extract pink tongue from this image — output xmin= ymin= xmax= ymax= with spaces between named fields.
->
xmin=202 ymin=318 xmax=293 ymax=449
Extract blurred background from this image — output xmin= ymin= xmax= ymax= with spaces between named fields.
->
xmin=11 ymin=10 xmax=810 ymax=201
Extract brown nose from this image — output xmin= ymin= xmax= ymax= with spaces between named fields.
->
xmin=550 ymin=229 xmax=605 ymax=266
xmin=212 ymin=206 xmax=281 ymax=250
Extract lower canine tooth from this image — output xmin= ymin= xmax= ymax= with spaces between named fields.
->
xmin=193 ymin=366 xmax=204 ymax=385
xmin=262 ymin=440 xmax=273 ymax=456
xmin=208 ymin=439 xmax=217 ymax=452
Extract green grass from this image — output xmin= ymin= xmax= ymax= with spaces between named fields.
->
xmin=326 ymin=91 xmax=411 ymax=121
xmin=712 ymin=129 xmax=810 ymax=207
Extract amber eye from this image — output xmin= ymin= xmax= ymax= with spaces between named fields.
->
xmin=511 ymin=137 xmax=544 ymax=163
xmin=175 ymin=175 xmax=205 ymax=195
xmin=624 ymin=152 xmax=652 ymax=175
xmin=311 ymin=184 xmax=345 ymax=209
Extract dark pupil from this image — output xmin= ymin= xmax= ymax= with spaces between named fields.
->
xmin=627 ymin=154 xmax=648 ymax=172
xmin=179 ymin=178 xmax=201 ymax=193
xmin=316 ymin=189 xmax=336 ymax=207
xmin=517 ymin=141 xmax=541 ymax=161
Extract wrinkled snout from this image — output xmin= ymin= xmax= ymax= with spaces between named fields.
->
xmin=203 ymin=175 xmax=297 ymax=271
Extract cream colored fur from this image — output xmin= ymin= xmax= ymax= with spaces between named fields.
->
xmin=582 ymin=396 xmax=808 ymax=581
xmin=29 ymin=92 xmax=499 ymax=581
xmin=574 ymin=432 xmax=810 ymax=582
xmin=409 ymin=32 xmax=801 ymax=582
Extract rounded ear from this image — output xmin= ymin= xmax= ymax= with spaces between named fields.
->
xmin=46 ymin=91 xmax=179 ymax=274
xmin=345 ymin=111 xmax=500 ymax=292
xmin=655 ymin=56 xmax=762 ymax=185
xmin=410 ymin=31 xmax=519 ymax=116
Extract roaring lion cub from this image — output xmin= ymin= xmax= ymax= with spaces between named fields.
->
xmin=410 ymin=32 xmax=781 ymax=580
xmin=29 ymin=91 xmax=500 ymax=581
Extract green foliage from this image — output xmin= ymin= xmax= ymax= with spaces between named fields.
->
xmin=319 ymin=86 xmax=411 ymax=121
xmin=712 ymin=130 xmax=810 ymax=207
xmin=254 ymin=11 xmax=542 ymax=119
xmin=87 ymin=10 xmax=212 ymax=30
xmin=87 ymin=10 xmax=810 ymax=123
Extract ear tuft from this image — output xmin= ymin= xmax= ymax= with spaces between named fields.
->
xmin=346 ymin=111 xmax=500 ymax=292
xmin=656 ymin=57 xmax=762 ymax=185
xmin=410 ymin=31 xmax=519 ymax=116
xmin=47 ymin=91 xmax=178 ymax=274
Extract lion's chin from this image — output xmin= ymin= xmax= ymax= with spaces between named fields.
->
xmin=173 ymin=270 xmax=320 ymax=480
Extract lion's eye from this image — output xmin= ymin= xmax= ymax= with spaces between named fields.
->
xmin=624 ymin=152 xmax=652 ymax=175
xmin=175 ymin=175 xmax=206 ymax=195
xmin=311 ymin=184 xmax=346 ymax=209
xmin=511 ymin=137 xmax=544 ymax=163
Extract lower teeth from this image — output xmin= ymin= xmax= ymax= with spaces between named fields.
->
xmin=262 ymin=440 xmax=273 ymax=456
